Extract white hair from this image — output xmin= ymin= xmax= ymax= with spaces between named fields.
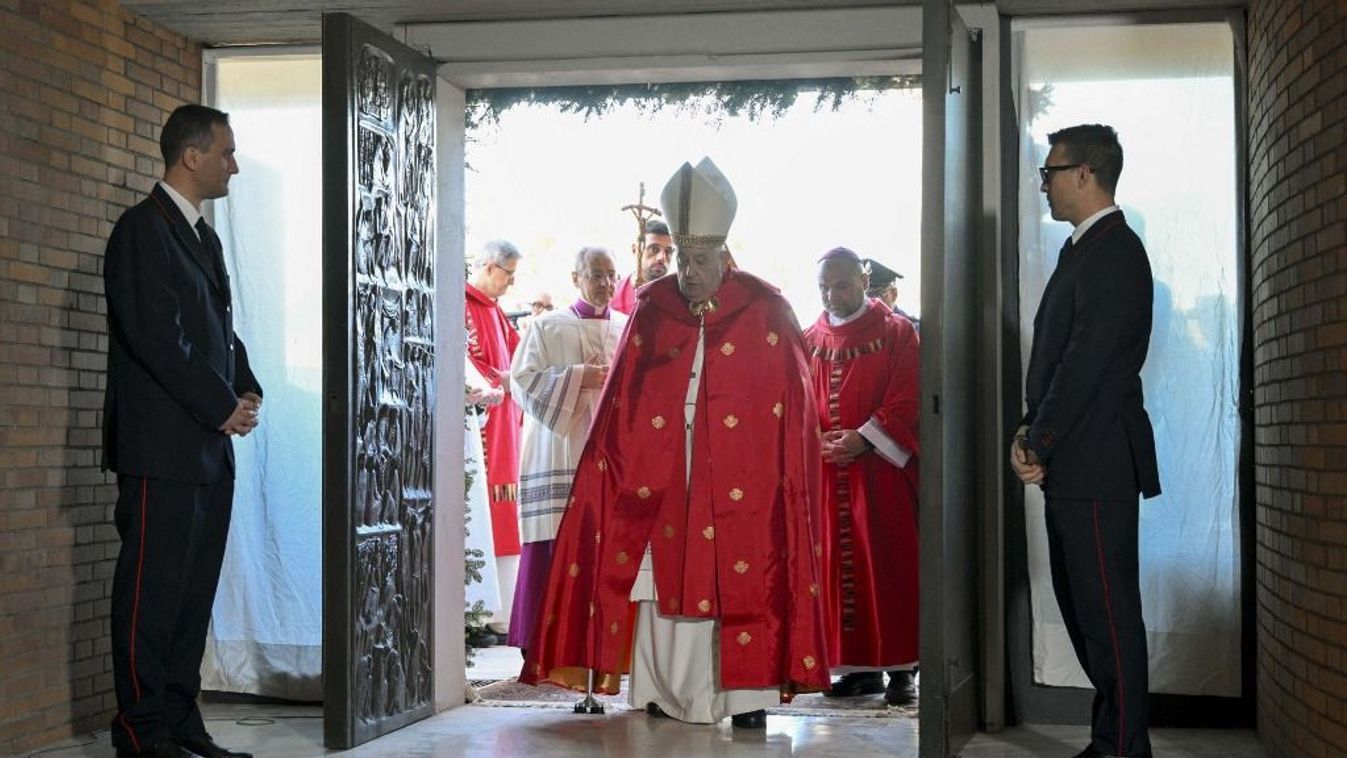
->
xmin=573 ymin=245 xmax=611 ymax=273
xmin=473 ymin=239 xmax=521 ymax=270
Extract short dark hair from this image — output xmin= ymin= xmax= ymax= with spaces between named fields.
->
xmin=1047 ymin=124 xmax=1123 ymax=194
xmin=644 ymin=218 xmax=670 ymax=237
xmin=160 ymin=104 xmax=230 ymax=167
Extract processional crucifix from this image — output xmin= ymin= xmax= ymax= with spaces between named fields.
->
xmin=621 ymin=182 xmax=663 ymax=287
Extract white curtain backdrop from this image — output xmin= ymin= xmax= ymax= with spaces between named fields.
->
xmin=1014 ymin=23 xmax=1241 ymax=696
xmin=202 ymin=55 xmax=324 ymax=700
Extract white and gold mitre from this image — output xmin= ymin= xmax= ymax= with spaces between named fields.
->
xmin=659 ymin=157 xmax=738 ymax=250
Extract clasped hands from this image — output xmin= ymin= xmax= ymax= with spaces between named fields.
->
xmin=1009 ymin=424 xmax=1046 ymax=485
xmin=219 ymin=392 xmax=262 ymax=437
xmin=467 ymin=367 xmax=511 ymax=407
xmin=580 ymin=362 xmax=609 ymax=390
xmin=822 ymin=429 xmax=869 ymax=467
xmin=466 ymin=385 xmax=505 ymax=407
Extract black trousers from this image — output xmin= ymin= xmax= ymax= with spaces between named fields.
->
xmin=109 ymin=473 xmax=234 ymax=752
xmin=1045 ymin=496 xmax=1151 ymax=758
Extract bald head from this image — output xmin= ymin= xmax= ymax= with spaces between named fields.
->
xmin=817 ymin=250 xmax=869 ymax=319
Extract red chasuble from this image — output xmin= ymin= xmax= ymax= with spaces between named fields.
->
xmin=520 ymin=269 xmax=831 ymax=695
xmin=466 ymin=283 xmax=523 ymax=556
xmin=804 ymin=299 xmax=920 ymax=668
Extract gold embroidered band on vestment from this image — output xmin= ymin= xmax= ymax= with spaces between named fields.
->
xmin=673 ymin=233 xmax=726 ymax=249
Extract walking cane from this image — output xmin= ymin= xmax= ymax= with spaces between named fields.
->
xmin=573 ymin=668 xmax=604 ymax=714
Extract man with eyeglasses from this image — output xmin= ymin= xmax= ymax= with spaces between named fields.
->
xmin=612 ymin=218 xmax=675 ymax=315
xmin=1012 ymin=124 xmax=1161 ymax=758
xmin=466 ymin=239 xmax=526 ymax=643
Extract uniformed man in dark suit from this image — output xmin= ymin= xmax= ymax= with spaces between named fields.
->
xmin=862 ymin=258 xmax=919 ymax=332
xmin=102 ymin=105 xmax=261 ymax=758
xmin=1011 ymin=124 xmax=1161 ymax=758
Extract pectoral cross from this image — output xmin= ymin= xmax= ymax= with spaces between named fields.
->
xmin=621 ymin=183 xmax=663 ymax=286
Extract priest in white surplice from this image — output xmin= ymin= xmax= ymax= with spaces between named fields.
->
xmin=506 ymin=246 xmax=628 ymax=650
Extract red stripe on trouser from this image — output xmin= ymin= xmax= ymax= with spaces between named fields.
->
xmin=118 ymin=710 xmax=141 ymax=751
xmin=130 ymin=480 xmax=148 ymax=702
xmin=1092 ymin=501 xmax=1125 ymax=757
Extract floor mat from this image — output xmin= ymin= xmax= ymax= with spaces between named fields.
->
xmin=472 ymin=678 xmax=918 ymax=719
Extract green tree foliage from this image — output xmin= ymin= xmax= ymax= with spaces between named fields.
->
xmin=466 ymin=76 xmax=921 ymax=130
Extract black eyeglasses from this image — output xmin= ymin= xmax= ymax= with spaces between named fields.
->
xmin=1038 ymin=163 xmax=1084 ymax=183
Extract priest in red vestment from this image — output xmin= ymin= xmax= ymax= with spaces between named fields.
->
xmin=804 ymin=247 xmax=921 ymax=705
xmin=465 ymin=239 xmax=525 ymax=638
xmin=610 ymin=218 xmax=673 ymax=315
xmin=520 ymin=158 xmax=830 ymax=729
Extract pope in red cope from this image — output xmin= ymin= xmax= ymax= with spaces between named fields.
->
xmin=520 ymin=158 xmax=830 ymax=729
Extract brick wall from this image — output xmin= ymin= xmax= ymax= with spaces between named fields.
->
xmin=1247 ymin=0 xmax=1347 ymax=755
xmin=0 ymin=0 xmax=201 ymax=751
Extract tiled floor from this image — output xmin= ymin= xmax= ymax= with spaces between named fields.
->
xmin=30 ymin=651 xmax=1263 ymax=758
xmin=26 ymin=705 xmax=1266 ymax=758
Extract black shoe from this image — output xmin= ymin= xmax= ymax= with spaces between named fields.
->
xmin=823 ymin=671 xmax=885 ymax=697
xmin=175 ymin=735 xmax=253 ymax=758
xmin=730 ymin=709 xmax=766 ymax=729
xmin=1071 ymin=747 xmax=1152 ymax=758
xmin=884 ymin=670 xmax=917 ymax=706
xmin=466 ymin=628 xmax=498 ymax=648
xmin=116 ymin=744 xmax=189 ymax=758
xmin=645 ymin=702 xmax=668 ymax=718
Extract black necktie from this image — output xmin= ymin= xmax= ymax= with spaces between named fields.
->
xmin=195 ymin=218 xmax=230 ymax=291
xmin=1058 ymin=235 xmax=1076 ymax=266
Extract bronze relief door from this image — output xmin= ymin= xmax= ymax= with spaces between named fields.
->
xmin=321 ymin=12 xmax=438 ymax=749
